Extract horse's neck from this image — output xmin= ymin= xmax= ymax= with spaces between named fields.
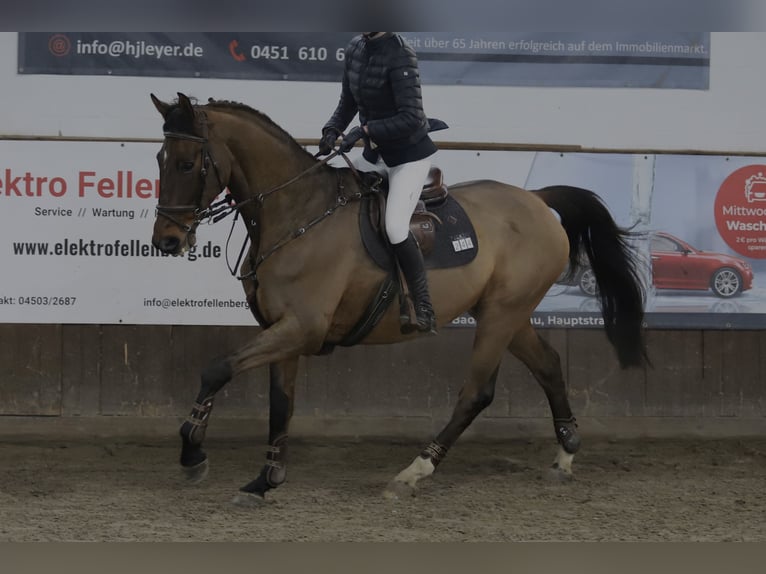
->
xmin=226 ymin=127 xmax=338 ymax=249
xmin=209 ymin=110 xmax=350 ymax=257
xmin=240 ymin=145 xmax=314 ymax=191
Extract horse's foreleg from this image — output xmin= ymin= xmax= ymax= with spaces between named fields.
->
xmin=179 ymin=356 xmax=233 ymax=483
xmin=384 ymin=318 xmax=510 ymax=499
xmin=508 ymin=324 xmax=579 ymax=480
xmin=179 ymin=317 xmax=309 ymax=485
xmin=233 ymin=357 xmax=298 ymax=505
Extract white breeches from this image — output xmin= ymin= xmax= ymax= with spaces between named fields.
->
xmin=352 ymin=154 xmax=432 ymax=245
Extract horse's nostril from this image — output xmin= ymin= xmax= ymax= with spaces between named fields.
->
xmin=158 ymin=236 xmax=180 ymax=253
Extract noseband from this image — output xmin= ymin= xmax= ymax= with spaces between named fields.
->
xmin=157 ymin=112 xmax=225 ymax=234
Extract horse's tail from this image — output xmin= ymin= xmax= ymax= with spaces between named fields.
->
xmin=534 ymin=185 xmax=650 ymax=369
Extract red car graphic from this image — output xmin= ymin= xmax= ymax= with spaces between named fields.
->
xmin=559 ymin=231 xmax=754 ymax=299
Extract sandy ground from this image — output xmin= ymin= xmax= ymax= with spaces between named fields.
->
xmin=0 ymin=436 xmax=764 ymax=542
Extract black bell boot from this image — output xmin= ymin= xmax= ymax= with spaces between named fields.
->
xmin=392 ymin=234 xmax=437 ymax=335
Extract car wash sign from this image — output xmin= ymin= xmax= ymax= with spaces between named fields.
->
xmin=18 ymin=32 xmax=710 ymax=89
xmin=714 ymin=165 xmax=766 ymax=259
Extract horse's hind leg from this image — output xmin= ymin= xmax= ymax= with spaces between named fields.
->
xmin=384 ymin=312 xmax=517 ymax=499
xmin=232 ymin=357 xmax=298 ymax=506
xmin=508 ymin=323 xmax=580 ymax=480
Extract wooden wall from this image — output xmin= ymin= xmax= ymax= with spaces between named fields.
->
xmin=0 ymin=324 xmax=764 ymax=438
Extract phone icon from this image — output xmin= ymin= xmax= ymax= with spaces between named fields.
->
xmin=229 ymin=40 xmax=246 ymax=62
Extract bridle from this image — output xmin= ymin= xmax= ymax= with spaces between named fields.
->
xmin=156 ymin=111 xmax=369 ymax=282
xmin=156 ymin=111 xmax=226 ymax=235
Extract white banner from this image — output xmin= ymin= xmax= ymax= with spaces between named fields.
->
xmin=0 ymin=141 xmax=254 ymax=325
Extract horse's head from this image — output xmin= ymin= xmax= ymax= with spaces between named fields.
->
xmin=150 ymin=92 xmax=230 ymax=255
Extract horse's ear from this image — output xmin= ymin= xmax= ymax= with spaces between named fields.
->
xmin=177 ymin=92 xmax=195 ymax=120
xmin=150 ymin=93 xmax=170 ymax=118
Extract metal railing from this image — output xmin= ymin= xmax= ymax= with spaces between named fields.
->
xmin=2 ymin=133 xmax=766 ymax=157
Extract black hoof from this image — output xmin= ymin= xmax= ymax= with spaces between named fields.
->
xmin=179 ymin=438 xmax=208 ymax=468
xmin=181 ymin=458 xmax=209 ymax=484
xmin=237 ymin=471 xmax=278 ymax=500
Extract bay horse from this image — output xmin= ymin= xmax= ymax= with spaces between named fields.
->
xmin=149 ymin=92 xmax=648 ymax=504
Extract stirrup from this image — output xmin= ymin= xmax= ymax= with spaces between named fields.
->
xmin=399 ymin=313 xmax=419 ymax=334
xmin=417 ymin=317 xmax=438 ymax=335
xmin=415 ymin=305 xmax=437 ymax=335
xmin=399 ymin=311 xmax=437 ymax=335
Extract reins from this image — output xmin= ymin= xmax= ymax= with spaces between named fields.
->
xmin=207 ymin=147 xmax=351 ymax=223
xmin=233 ymin=148 xmax=372 ymax=282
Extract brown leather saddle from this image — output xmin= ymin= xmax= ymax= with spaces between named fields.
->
xmin=365 ymin=167 xmax=448 ymax=257
xmin=359 ymin=166 xmax=478 ymax=271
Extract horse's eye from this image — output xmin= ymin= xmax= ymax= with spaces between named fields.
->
xmin=179 ymin=161 xmax=195 ymax=173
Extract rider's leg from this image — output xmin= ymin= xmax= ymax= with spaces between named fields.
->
xmin=387 ymin=158 xmax=436 ymax=334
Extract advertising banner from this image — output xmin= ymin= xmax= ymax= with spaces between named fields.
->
xmin=0 ymin=141 xmax=252 ymax=326
xmin=526 ymin=153 xmax=766 ymax=330
xmin=1 ymin=140 xmax=762 ymax=328
xmin=18 ymin=32 xmax=710 ymax=89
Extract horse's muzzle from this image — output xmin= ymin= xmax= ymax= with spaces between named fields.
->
xmin=152 ymin=219 xmax=198 ymax=255
xmin=155 ymin=236 xmax=182 ymax=254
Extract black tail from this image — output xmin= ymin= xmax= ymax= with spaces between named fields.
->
xmin=534 ymin=185 xmax=649 ymax=369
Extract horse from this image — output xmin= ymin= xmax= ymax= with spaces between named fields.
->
xmin=149 ymin=92 xmax=649 ymax=504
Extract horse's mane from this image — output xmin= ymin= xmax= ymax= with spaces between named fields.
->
xmin=162 ymin=96 xmax=315 ymax=160
xmin=203 ymin=98 xmax=316 ymax=160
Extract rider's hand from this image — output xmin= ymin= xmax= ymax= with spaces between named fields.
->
xmin=318 ymin=128 xmax=339 ymax=156
xmin=339 ymin=126 xmax=365 ymax=153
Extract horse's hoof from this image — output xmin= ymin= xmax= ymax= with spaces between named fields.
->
xmin=181 ymin=459 xmax=209 ymax=484
xmin=383 ymin=479 xmax=415 ymax=500
xmin=231 ymin=491 xmax=268 ymax=508
xmin=547 ymin=464 xmax=574 ymax=483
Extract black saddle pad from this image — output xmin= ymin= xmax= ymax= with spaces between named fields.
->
xmin=359 ymin=194 xmax=479 ymax=271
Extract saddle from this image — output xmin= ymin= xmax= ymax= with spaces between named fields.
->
xmin=366 ymin=166 xmax=449 ymax=257
xmin=359 ymin=166 xmax=478 ymax=271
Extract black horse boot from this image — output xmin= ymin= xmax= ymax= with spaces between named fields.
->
xmin=392 ymin=233 xmax=437 ymax=335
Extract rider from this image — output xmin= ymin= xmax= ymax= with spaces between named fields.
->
xmin=318 ymin=32 xmax=440 ymax=335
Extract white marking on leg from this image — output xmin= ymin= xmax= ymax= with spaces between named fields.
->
xmin=393 ymin=456 xmax=435 ymax=487
xmin=552 ymin=446 xmax=574 ymax=475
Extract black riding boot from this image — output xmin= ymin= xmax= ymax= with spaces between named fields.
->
xmin=392 ymin=234 xmax=437 ymax=335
